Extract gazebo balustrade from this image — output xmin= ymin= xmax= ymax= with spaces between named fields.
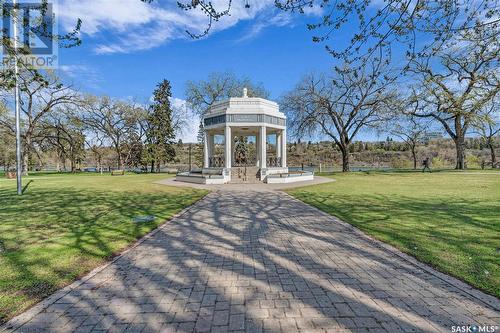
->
xmin=209 ymin=156 xmax=225 ymax=168
xmin=267 ymin=156 xmax=282 ymax=168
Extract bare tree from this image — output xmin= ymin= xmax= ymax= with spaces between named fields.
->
xmin=85 ymin=130 xmax=106 ymax=173
xmin=0 ymin=104 xmax=15 ymax=171
xmin=407 ymin=27 xmax=499 ymax=169
xmin=39 ymin=110 xmax=85 ymax=172
xmin=185 ymin=71 xmax=269 ymax=115
xmin=388 ymin=117 xmax=430 ymax=169
xmin=0 ymin=70 xmax=79 ymax=173
xmin=282 ymin=54 xmax=395 ymax=171
xmin=473 ymin=101 xmax=499 ymax=168
xmin=80 ymin=96 xmax=145 ymax=170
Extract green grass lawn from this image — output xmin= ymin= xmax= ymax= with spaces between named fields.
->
xmin=287 ymin=171 xmax=500 ymax=297
xmin=0 ymin=173 xmax=207 ymax=323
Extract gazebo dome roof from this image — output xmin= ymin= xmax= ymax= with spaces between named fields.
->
xmin=204 ymin=88 xmax=286 ymax=120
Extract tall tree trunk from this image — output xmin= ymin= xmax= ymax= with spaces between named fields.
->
xmin=340 ymin=145 xmax=350 ymax=172
xmin=116 ymin=149 xmax=122 ymax=170
xmin=97 ymin=155 xmax=102 ymax=174
xmin=489 ymin=141 xmax=497 ymax=168
xmin=70 ymin=147 xmax=75 ymax=172
xmin=454 ymin=135 xmax=466 ymax=169
xmin=453 ymin=116 xmax=466 ymax=170
xmin=411 ymin=145 xmax=417 ymax=169
xmin=151 ymin=161 xmax=155 ymax=173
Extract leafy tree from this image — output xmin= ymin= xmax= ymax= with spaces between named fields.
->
xmin=144 ymin=80 xmax=176 ymax=172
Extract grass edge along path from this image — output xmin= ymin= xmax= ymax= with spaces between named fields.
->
xmin=286 ymin=171 xmax=500 ymax=298
xmin=0 ymin=173 xmax=208 ymax=324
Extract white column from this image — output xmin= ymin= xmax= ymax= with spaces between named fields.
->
xmin=276 ymin=132 xmax=282 ymax=159
xmin=203 ymin=131 xmax=209 ymax=168
xmin=225 ymin=126 xmax=231 ymax=169
xmin=281 ymin=128 xmax=287 ymax=168
xmin=231 ymin=134 xmax=235 ymax=166
xmin=260 ymin=126 xmax=266 ymax=169
xmin=208 ymin=134 xmax=214 ymax=160
xmin=255 ymin=133 xmax=260 ymax=167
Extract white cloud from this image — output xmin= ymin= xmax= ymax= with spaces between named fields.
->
xmin=238 ymin=11 xmax=294 ymax=42
xmin=237 ymin=4 xmax=323 ymax=42
xmin=57 ymin=0 xmax=281 ymax=54
xmin=59 ymin=64 xmax=103 ymax=89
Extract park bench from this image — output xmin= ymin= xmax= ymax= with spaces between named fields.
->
xmin=111 ymin=170 xmax=125 ymax=176
xmin=5 ymin=172 xmax=16 ymax=179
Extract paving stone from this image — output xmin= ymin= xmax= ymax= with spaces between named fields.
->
xmin=213 ymin=310 xmax=229 ymax=326
xmin=2 ymin=190 xmax=499 ymax=333
xmin=229 ymin=314 xmax=245 ymax=331
xmin=194 ymin=316 xmax=212 ymax=332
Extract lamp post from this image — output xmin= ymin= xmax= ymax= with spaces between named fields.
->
xmin=12 ymin=0 xmax=22 ymax=195
xmin=188 ymin=143 xmax=192 ymax=171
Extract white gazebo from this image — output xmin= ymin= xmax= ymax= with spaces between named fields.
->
xmin=176 ymin=88 xmax=313 ymax=184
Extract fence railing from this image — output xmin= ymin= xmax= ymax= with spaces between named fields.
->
xmin=209 ymin=156 xmax=225 ymax=168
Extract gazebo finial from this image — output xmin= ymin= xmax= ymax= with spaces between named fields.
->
xmin=243 ymin=87 xmax=248 ymax=98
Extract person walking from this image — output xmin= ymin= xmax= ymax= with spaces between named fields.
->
xmin=422 ymin=157 xmax=432 ymax=172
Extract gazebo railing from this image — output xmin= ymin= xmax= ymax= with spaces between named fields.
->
xmin=209 ymin=156 xmax=225 ymax=168
xmin=267 ymin=156 xmax=282 ymax=168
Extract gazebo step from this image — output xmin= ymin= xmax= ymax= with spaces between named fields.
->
xmin=230 ymin=167 xmax=261 ymax=183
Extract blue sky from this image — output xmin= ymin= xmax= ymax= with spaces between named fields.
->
xmin=57 ymin=2 xmax=336 ymax=99
xmin=54 ymin=0 xmax=384 ymax=142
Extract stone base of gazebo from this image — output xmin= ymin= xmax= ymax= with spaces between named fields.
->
xmin=176 ymin=168 xmax=228 ymax=185
xmin=176 ymin=167 xmax=314 ymax=184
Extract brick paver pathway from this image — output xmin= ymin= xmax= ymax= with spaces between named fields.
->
xmin=2 ymin=190 xmax=499 ymax=333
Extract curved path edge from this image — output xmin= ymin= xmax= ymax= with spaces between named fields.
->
xmin=0 ymin=195 xmax=207 ymax=332
xmin=279 ymin=192 xmax=500 ymax=311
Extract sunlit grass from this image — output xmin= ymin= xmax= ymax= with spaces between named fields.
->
xmin=287 ymin=171 xmax=500 ymax=297
xmin=0 ymin=173 xmax=207 ymax=323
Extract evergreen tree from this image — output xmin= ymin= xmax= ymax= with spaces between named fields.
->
xmin=194 ymin=121 xmax=205 ymax=167
xmin=144 ymin=79 xmax=176 ymax=172
xmin=197 ymin=121 xmax=205 ymax=144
